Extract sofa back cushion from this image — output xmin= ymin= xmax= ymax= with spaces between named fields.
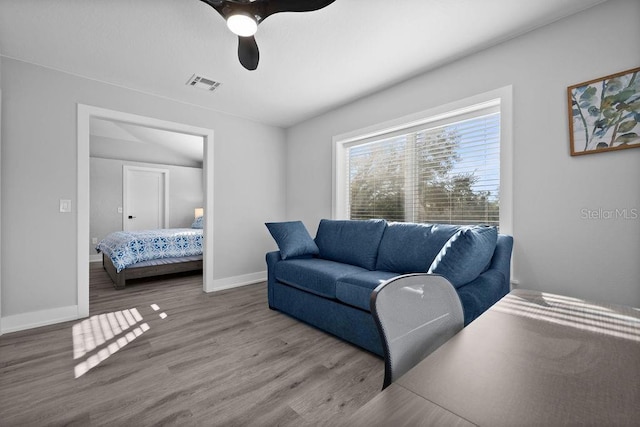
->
xmin=428 ymin=225 xmax=498 ymax=288
xmin=375 ymin=222 xmax=460 ymax=273
xmin=315 ymin=219 xmax=387 ymax=270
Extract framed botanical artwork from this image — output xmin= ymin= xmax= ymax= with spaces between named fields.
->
xmin=567 ymin=66 xmax=640 ymax=156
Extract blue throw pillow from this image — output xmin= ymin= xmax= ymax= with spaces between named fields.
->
xmin=191 ymin=216 xmax=204 ymax=229
xmin=265 ymin=221 xmax=320 ymax=260
xmin=427 ymin=226 xmax=497 ymax=288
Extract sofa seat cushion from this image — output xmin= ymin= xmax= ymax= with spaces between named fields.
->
xmin=315 ymin=219 xmax=387 ymax=270
xmin=376 ymin=222 xmax=460 ymax=273
xmin=336 ymin=270 xmax=400 ymax=312
xmin=274 ymin=258 xmax=368 ymax=299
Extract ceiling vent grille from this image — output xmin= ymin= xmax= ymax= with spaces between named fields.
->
xmin=186 ymin=74 xmax=222 ymax=92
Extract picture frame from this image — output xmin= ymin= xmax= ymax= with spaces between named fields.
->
xmin=567 ymin=66 xmax=640 ymax=156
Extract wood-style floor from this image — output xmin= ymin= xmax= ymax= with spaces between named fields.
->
xmin=0 ymin=263 xmax=383 ymax=426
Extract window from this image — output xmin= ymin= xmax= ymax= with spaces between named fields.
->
xmin=334 ymin=92 xmax=511 ymax=230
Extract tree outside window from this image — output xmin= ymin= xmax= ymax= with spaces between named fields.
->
xmin=348 ymin=113 xmax=499 ymax=226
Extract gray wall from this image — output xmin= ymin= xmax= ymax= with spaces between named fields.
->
xmin=1 ymin=57 xmax=286 ymax=320
xmin=0 ymin=56 xmax=3 ymax=325
xmin=285 ymin=0 xmax=640 ymax=306
xmin=90 ymin=157 xmax=204 ymax=257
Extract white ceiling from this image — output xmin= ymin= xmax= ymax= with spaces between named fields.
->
xmin=90 ymin=118 xmax=204 ymax=167
xmin=0 ymin=0 xmax=607 ymax=128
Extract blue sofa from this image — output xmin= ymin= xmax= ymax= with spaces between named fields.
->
xmin=266 ymin=219 xmax=513 ymax=356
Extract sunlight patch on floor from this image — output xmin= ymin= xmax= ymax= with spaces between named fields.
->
xmin=72 ymin=304 xmax=167 ymax=378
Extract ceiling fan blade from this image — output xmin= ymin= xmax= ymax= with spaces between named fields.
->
xmin=199 ymin=0 xmax=225 ymax=16
xmin=200 ymin=0 xmax=334 ymax=70
xmin=238 ymin=35 xmax=259 ymax=71
xmin=264 ymin=0 xmax=336 ymax=18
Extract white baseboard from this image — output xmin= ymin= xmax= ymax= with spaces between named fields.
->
xmin=208 ymin=271 xmax=266 ymax=292
xmin=0 ymin=272 xmax=267 ymax=333
xmin=1 ymin=305 xmax=80 ymax=334
xmin=90 ymin=254 xmax=102 ymax=263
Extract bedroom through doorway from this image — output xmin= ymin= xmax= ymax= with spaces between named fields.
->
xmin=77 ymin=105 xmax=215 ymax=318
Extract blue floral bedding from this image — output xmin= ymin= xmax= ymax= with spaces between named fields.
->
xmin=96 ymin=228 xmax=203 ymax=273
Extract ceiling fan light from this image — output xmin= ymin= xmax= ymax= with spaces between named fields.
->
xmin=227 ymin=13 xmax=258 ymax=37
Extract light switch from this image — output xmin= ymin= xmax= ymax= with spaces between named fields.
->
xmin=60 ymin=199 xmax=72 ymax=213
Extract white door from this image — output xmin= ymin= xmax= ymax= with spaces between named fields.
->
xmin=123 ymin=166 xmax=169 ymax=231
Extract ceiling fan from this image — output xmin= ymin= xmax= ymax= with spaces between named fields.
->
xmin=200 ymin=0 xmax=336 ymax=70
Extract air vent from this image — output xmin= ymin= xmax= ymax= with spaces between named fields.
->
xmin=186 ymin=74 xmax=222 ymax=92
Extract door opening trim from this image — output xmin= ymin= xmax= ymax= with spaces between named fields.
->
xmin=77 ymin=104 xmax=215 ymax=318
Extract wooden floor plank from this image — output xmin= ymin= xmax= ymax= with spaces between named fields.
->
xmin=0 ymin=263 xmax=383 ymax=426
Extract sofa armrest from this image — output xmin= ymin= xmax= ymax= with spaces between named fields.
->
xmin=266 ymin=250 xmax=282 ymax=268
xmin=456 ymin=269 xmax=508 ymax=325
xmin=490 ymin=234 xmax=514 ymax=286
xmin=266 ymin=251 xmax=282 ymax=308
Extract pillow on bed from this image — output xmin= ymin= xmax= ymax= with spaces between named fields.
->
xmin=265 ymin=221 xmax=319 ymax=260
xmin=191 ymin=216 xmax=203 ymax=229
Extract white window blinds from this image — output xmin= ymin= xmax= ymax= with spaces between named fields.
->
xmin=346 ymin=107 xmax=500 ymax=226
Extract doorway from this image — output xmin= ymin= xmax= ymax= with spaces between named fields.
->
xmin=77 ymin=105 xmax=215 ymax=318
xmin=122 ymin=165 xmax=169 ymax=231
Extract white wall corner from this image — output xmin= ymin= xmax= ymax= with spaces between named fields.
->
xmin=209 ymin=271 xmax=267 ymax=292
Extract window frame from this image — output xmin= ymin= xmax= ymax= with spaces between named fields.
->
xmin=333 ymin=86 xmax=513 ymax=234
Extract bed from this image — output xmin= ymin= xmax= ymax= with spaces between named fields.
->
xmin=96 ymin=227 xmax=203 ymax=289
